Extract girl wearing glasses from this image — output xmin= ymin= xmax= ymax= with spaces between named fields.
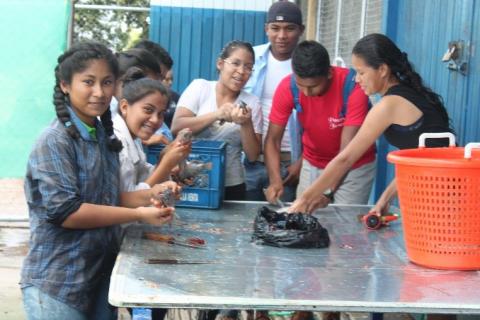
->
xmin=171 ymin=40 xmax=262 ymax=200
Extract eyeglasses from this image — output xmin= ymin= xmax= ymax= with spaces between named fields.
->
xmin=223 ymin=59 xmax=254 ymax=73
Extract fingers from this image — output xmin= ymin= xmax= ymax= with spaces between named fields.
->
xmin=158 ymin=207 xmax=175 ymax=218
xmin=264 ymin=186 xmax=282 ymax=204
xmin=282 ymin=173 xmax=297 ymax=186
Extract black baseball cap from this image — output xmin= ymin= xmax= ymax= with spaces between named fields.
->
xmin=267 ymin=1 xmax=303 ymax=26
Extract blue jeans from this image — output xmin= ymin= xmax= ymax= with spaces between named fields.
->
xmin=243 ymin=160 xmax=296 ymax=202
xmin=22 ymin=277 xmax=116 ymax=320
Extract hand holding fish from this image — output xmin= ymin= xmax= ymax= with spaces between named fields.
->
xmin=216 ymin=102 xmax=235 ymax=124
xmin=231 ymin=101 xmax=252 ymax=125
xmin=136 ymin=206 xmax=175 ymax=226
xmin=150 ymin=181 xmax=181 ymax=207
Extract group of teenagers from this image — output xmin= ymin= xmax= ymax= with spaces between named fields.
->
xmin=20 ymin=1 xmax=453 ymax=319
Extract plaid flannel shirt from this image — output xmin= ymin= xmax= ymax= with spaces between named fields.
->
xmin=21 ymin=108 xmax=122 ymax=313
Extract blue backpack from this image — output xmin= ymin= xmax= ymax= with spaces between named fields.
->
xmin=290 ymin=68 xmax=359 ymax=116
xmin=288 ymin=68 xmax=366 ymax=162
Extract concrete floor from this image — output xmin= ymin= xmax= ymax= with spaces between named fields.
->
xmin=0 ymin=179 xmax=29 ymax=319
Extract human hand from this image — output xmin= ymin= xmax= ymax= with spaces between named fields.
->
xmin=162 ymin=141 xmax=191 ymax=167
xmin=142 ymin=133 xmax=170 ymax=146
xmin=264 ymin=183 xmax=284 ymax=205
xmin=283 ymin=158 xmax=302 ymax=186
xmin=151 ymin=181 xmax=182 ymax=204
xmin=231 ymin=103 xmax=252 ymax=125
xmin=136 ymin=206 xmax=174 ymax=226
xmin=370 ymin=199 xmax=391 ymax=216
xmin=216 ymin=103 xmax=235 ymax=123
xmin=287 ymin=189 xmax=331 ymax=214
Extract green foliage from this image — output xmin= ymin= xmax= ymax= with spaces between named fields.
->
xmin=73 ymin=0 xmax=149 ymax=51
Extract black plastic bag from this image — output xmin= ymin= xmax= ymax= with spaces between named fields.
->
xmin=252 ymin=206 xmax=330 ymax=248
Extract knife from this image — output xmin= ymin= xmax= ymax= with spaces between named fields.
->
xmin=146 ymin=258 xmax=212 ymax=264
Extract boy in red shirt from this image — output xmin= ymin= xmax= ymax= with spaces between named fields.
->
xmin=265 ymin=40 xmax=376 ymax=206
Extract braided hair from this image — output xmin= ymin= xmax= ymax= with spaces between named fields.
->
xmin=53 ymin=41 xmax=122 ymax=152
xmin=352 ymin=33 xmax=450 ymax=125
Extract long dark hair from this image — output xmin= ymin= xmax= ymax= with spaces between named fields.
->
xmin=352 ymin=33 xmax=450 ymax=125
xmin=121 ymin=67 xmax=169 ymax=106
xmin=53 ymin=41 xmax=122 ymax=152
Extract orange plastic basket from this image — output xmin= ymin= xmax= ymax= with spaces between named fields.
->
xmin=387 ymin=133 xmax=480 ymax=270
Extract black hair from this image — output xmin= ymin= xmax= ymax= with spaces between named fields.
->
xmin=292 ymin=40 xmax=330 ymax=78
xmin=352 ymin=33 xmax=450 ymax=125
xmin=218 ymin=40 xmax=254 ymax=61
xmin=116 ymin=48 xmax=161 ymax=80
xmin=134 ymin=40 xmax=173 ymax=70
xmin=53 ymin=41 xmax=122 ymax=152
xmin=122 ymin=67 xmax=169 ymax=106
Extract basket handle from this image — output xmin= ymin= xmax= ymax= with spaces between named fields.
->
xmin=464 ymin=143 xmax=480 ymax=159
xmin=418 ymin=132 xmax=456 ymax=148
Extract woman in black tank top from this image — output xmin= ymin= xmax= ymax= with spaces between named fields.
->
xmin=287 ymin=33 xmax=453 ymax=215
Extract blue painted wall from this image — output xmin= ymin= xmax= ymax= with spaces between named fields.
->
xmin=374 ymin=0 xmax=480 ymax=199
xmin=150 ymin=4 xmax=268 ymax=94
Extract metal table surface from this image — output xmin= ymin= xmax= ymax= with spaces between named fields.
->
xmin=109 ymin=202 xmax=480 ymax=314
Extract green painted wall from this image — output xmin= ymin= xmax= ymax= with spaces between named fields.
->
xmin=0 ymin=1 xmax=69 ymax=177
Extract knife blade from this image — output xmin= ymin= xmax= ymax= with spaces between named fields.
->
xmin=146 ymin=258 xmax=212 ymax=264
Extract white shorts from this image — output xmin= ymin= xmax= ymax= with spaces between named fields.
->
xmin=297 ymin=158 xmax=376 ymax=205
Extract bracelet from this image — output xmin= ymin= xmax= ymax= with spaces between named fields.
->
xmin=323 ymin=188 xmax=334 ymax=201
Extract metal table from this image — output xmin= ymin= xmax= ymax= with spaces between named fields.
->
xmin=109 ymin=202 xmax=480 ymax=314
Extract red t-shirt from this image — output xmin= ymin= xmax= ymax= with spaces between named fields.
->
xmin=269 ymin=67 xmax=376 ymax=169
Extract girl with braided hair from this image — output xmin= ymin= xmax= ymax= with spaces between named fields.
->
xmin=288 ymin=33 xmax=453 ymax=214
xmin=21 ymin=41 xmax=177 ymax=319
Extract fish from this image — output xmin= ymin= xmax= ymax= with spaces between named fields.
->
xmin=177 ymin=128 xmax=193 ymax=145
xmin=152 ymin=188 xmax=176 ymax=207
xmin=219 ymin=100 xmax=247 ymax=125
xmin=178 ymin=160 xmax=212 ymax=182
xmin=237 ymin=100 xmax=247 ymax=114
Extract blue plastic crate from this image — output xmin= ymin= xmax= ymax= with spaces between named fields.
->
xmin=146 ymin=140 xmax=226 ymax=209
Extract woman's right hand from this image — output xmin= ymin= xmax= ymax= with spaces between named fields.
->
xmin=265 ymin=183 xmax=284 ymax=205
xmin=162 ymin=141 xmax=191 ymax=167
xmin=136 ymin=206 xmax=174 ymax=226
xmin=216 ymin=103 xmax=234 ymax=123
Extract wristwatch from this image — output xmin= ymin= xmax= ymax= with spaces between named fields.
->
xmin=323 ymin=188 xmax=334 ymax=201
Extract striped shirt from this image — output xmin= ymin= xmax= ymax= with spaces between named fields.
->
xmin=21 ymin=108 xmax=122 ymax=313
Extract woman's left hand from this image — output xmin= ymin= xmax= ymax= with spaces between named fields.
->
xmin=231 ymin=104 xmax=252 ymax=125
xmin=288 ymin=189 xmax=331 ymax=214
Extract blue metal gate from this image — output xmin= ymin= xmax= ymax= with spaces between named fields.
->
xmin=374 ymin=0 xmax=480 ymax=198
xmin=149 ymin=0 xmax=270 ymax=93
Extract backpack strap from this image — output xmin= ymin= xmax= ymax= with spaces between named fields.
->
xmin=290 ymin=74 xmax=303 ymax=113
xmin=340 ymin=68 xmax=357 ymax=118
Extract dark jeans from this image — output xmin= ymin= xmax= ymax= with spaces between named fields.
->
xmin=224 ymin=183 xmax=246 ymax=200
xmin=243 ymin=160 xmax=296 ymax=202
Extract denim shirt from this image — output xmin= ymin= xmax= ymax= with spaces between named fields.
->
xmin=21 ymin=108 xmax=122 ymax=313
xmin=244 ymin=43 xmax=302 ymax=162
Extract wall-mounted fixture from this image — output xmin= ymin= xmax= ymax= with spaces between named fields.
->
xmin=442 ymin=40 xmax=468 ymax=75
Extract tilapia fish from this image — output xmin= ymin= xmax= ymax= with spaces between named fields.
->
xmin=177 ymin=128 xmax=193 ymax=145
xmin=153 ymin=188 xmax=176 ymax=207
xmin=178 ymin=160 xmax=212 ymax=181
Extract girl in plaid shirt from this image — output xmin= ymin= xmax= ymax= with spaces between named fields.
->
xmin=20 ymin=42 xmax=177 ymax=320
